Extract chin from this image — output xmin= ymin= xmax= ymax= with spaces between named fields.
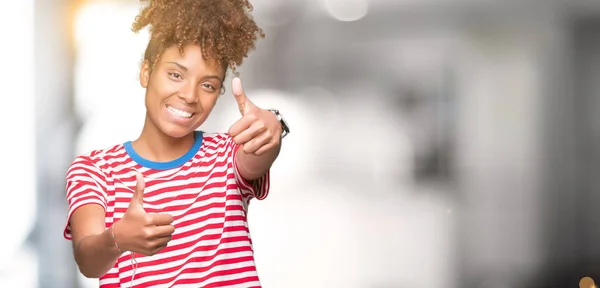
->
xmin=160 ymin=123 xmax=198 ymax=139
xmin=151 ymin=108 xmax=206 ymax=139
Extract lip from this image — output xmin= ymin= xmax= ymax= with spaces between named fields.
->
xmin=164 ymin=104 xmax=196 ymax=124
xmin=166 ymin=104 xmax=195 ymax=114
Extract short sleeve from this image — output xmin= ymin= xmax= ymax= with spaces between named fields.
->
xmin=63 ymin=156 xmax=108 ymax=240
xmin=226 ymin=136 xmax=271 ymax=202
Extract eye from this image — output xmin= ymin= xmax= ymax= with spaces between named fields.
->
xmin=168 ymin=72 xmax=182 ymax=80
xmin=201 ymin=83 xmax=217 ymax=92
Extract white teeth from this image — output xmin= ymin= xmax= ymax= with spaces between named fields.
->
xmin=167 ymin=106 xmax=192 ymax=118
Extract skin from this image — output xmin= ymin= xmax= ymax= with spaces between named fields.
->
xmin=70 ymin=44 xmax=282 ymax=278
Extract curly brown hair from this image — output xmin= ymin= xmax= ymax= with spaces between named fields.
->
xmin=131 ymin=0 xmax=265 ymax=74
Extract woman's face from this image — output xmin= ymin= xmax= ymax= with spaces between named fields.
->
xmin=140 ymin=44 xmax=225 ymax=138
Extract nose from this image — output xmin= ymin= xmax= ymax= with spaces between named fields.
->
xmin=178 ymin=82 xmax=198 ymax=104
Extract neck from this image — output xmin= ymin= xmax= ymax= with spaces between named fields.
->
xmin=131 ymin=114 xmax=196 ymax=163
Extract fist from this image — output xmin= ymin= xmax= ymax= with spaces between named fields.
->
xmin=115 ymin=172 xmax=175 ymax=256
xmin=228 ymin=78 xmax=282 ymax=156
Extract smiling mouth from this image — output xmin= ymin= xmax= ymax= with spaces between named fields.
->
xmin=167 ymin=105 xmax=194 ymax=118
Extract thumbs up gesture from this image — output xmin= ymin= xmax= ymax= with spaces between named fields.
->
xmin=113 ymin=172 xmax=175 ymax=256
xmin=228 ymin=77 xmax=282 ymax=156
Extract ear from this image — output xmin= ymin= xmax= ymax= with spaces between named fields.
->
xmin=140 ymin=60 xmax=151 ymax=88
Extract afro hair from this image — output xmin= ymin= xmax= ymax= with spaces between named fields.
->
xmin=131 ymin=0 xmax=265 ymax=73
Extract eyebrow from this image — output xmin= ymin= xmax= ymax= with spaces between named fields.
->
xmin=165 ymin=62 xmax=223 ymax=82
xmin=202 ymin=75 xmax=224 ymax=83
xmin=166 ymin=61 xmax=188 ymax=71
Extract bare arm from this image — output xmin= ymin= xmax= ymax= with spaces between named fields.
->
xmin=235 ymin=142 xmax=280 ymax=180
xmin=65 ymin=154 xmax=175 ymax=278
xmin=228 ymin=77 xmax=283 ymax=181
xmin=70 ymin=204 xmax=122 ymax=278
xmin=68 ymin=173 xmax=175 ymax=278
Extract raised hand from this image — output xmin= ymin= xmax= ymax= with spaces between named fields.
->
xmin=228 ymin=77 xmax=282 ymax=156
xmin=113 ymin=172 xmax=175 ymax=256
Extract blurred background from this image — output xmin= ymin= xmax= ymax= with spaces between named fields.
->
xmin=2 ymin=0 xmax=600 ymax=287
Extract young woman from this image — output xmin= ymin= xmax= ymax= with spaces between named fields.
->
xmin=63 ymin=0 xmax=290 ymax=287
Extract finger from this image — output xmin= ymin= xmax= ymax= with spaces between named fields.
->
xmin=150 ymin=241 xmax=170 ymax=255
xmin=242 ymin=132 xmax=272 ymax=155
xmin=233 ymin=121 xmax=266 ymax=145
xmin=148 ymin=235 xmax=172 ymax=250
xmin=129 ymin=172 xmax=145 ymax=209
xmin=144 ymin=239 xmax=170 ymax=256
xmin=228 ymin=115 xmax=254 ymax=138
xmin=232 ymin=77 xmax=253 ymax=115
xmin=151 ymin=213 xmax=175 ymax=226
xmin=254 ymin=141 xmax=277 ymax=156
xmin=150 ymin=224 xmax=176 ymax=239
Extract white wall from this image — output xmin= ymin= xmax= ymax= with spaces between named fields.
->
xmin=0 ymin=1 xmax=38 ymax=287
xmin=454 ymin=22 xmax=549 ymax=285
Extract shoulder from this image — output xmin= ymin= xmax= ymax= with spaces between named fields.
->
xmin=72 ymin=143 xmax=126 ymax=165
xmin=198 ymin=132 xmax=236 ymax=159
xmin=67 ymin=143 xmax=126 ymax=177
xmin=200 ymin=131 xmax=234 ymax=148
xmin=200 ymin=132 xmax=231 ymax=144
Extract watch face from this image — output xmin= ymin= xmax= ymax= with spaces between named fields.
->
xmin=269 ymin=109 xmax=290 ymax=138
xmin=280 ymin=114 xmax=289 ymax=131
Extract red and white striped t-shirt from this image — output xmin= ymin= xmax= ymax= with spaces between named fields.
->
xmin=63 ymin=131 xmax=270 ymax=287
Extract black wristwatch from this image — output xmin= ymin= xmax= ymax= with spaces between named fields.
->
xmin=268 ymin=109 xmax=290 ymax=139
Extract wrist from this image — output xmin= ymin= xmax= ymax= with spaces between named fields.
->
xmin=267 ymin=109 xmax=289 ymax=139
xmin=108 ymin=221 xmax=125 ymax=254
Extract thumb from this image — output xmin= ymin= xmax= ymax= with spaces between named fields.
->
xmin=129 ymin=172 xmax=145 ymax=209
xmin=232 ymin=77 xmax=252 ymax=115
